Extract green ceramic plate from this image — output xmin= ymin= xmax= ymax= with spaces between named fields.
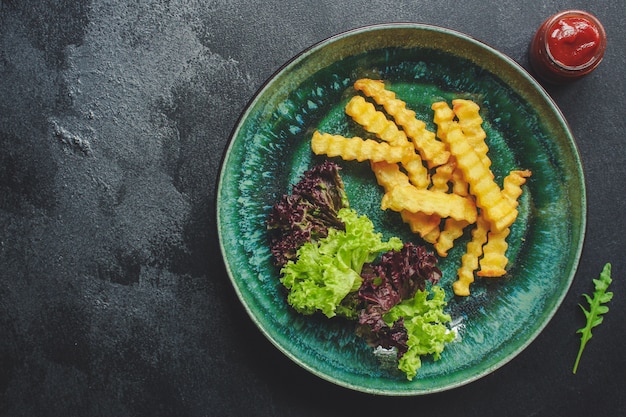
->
xmin=217 ymin=24 xmax=586 ymax=395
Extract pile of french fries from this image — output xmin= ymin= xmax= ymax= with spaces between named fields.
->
xmin=311 ymin=79 xmax=531 ymax=296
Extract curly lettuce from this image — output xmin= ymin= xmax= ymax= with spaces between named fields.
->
xmin=267 ymin=161 xmax=349 ymax=267
xmin=280 ymin=207 xmax=402 ymax=318
xmin=268 ymin=162 xmax=455 ymax=380
xmin=384 ymin=285 xmax=455 ymax=380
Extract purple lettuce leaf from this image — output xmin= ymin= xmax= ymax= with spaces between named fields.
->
xmin=355 ymin=242 xmax=442 ymax=357
xmin=267 ymin=161 xmax=349 ymax=267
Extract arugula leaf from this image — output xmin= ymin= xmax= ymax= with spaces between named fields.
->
xmin=572 ymin=263 xmax=613 ymax=374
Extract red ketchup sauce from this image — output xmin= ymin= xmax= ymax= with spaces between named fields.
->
xmin=530 ymin=10 xmax=607 ymax=83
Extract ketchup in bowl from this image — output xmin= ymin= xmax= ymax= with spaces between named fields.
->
xmin=530 ymin=10 xmax=606 ymax=84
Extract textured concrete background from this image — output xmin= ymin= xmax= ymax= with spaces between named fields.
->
xmin=1 ymin=1 xmax=624 ymax=416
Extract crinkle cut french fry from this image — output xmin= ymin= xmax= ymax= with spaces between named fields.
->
xmin=311 ymin=131 xmax=411 ymax=163
xmin=431 ymin=102 xmax=472 ymax=195
xmin=430 ymin=159 xmax=456 ymax=193
xmin=431 ymin=101 xmax=456 ymax=141
xmin=434 ymin=218 xmax=470 ymax=257
xmin=451 ymin=168 xmax=469 ymax=197
xmin=345 ymin=93 xmax=431 ymax=188
xmin=381 ymin=184 xmax=477 ymax=224
xmin=370 ymin=160 xmax=409 ymax=190
xmin=452 ymin=99 xmax=491 ymax=170
xmin=441 ymin=123 xmax=518 ymax=232
xmin=477 ymin=227 xmax=510 ymax=277
xmin=478 ymin=170 xmax=532 ymax=277
xmin=353 ymin=78 xmax=449 ymax=168
xmin=502 ymin=170 xmax=532 ymax=204
xmin=345 ymin=96 xmax=412 ymax=150
xmin=453 ymin=215 xmax=490 ymax=296
xmin=429 ymin=157 xmax=469 ymax=197
xmin=402 ymin=155 xmax=430 ymax=189
xmin=420 ymin=221 xmax=441 ymax=244
xmin=452 ymin=99 xmax=484 ymax=136
xmin=401 ymin=211 xmax=441 ymax=240
xmin=371 ymin=161 xmax=440 ymax=238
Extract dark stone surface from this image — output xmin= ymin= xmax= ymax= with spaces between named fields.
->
xmin=1 ymin=1 xmax=624 ymax=416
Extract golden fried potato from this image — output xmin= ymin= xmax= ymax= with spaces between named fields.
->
xmin=434 ymin=218 xmax=470 ymax=257
xmin=401 ymin=211 xmax=441 ymax=241
xmin=431 ymin=102 xmax=472 ymax=197
xmin=311 ymin=131 xmax=411 ymax=163
xmin=371 ymin=161 xmax=439 ymax=238
xmin=477 ymin=169 xmax=532 ymax=277
xmin=370 ymin=160 xmax=408 ymax=189
xmin=381 ymin=184 xmax=477 ymax=224
xmin=477 ymin=228 xmax=510 ymax=277
xmin=430 ymin=159 xmax=456 ymax=193
xmin=345 ymin=96 xmax=411 ymax=149
xmin=431 ymin=101 xmax=456 ymax=141
xmin=450 ymin=168 xmax=469 ymax=197
xmin=439 ymin=123 xmax=518 ymax=232
xmin=402 ymin=154 xmax=430 ymax=189
xmin=453 ymin=215 xmax=490 ymax=296
xmin=353 ymin=78 xmax=449 ymax=168
xmin=502 ymin=169 xmax=532 ymax=204
xmin=452 ymin=99 xmax=491 ymax=170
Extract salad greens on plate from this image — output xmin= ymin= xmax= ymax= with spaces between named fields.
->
xmin=267 ymin=161 xmax=455 ymax=380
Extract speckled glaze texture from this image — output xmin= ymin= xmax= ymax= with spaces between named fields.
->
xmin=217 ymin=24 xmax=585 ymax=395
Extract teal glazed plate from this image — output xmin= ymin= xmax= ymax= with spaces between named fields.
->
xmin=217 ymin=24 xmax=586 ymax=395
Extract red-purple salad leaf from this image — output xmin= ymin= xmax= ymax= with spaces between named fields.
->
xmin=359 ymin=243 xmax=442 ymax=311
xmin=356 ymin=242 xmax=442 ymax=359
xmin=356 ymin=315 xmax=409 ymax=356
xmin=267 ymin=161 xmax=349 ymax=267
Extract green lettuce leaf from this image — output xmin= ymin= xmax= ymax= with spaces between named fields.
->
xmin=383 ymin=285 xmax=455 ymax=380
xmin=280 ymin=207 xmax=403 ymax=318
